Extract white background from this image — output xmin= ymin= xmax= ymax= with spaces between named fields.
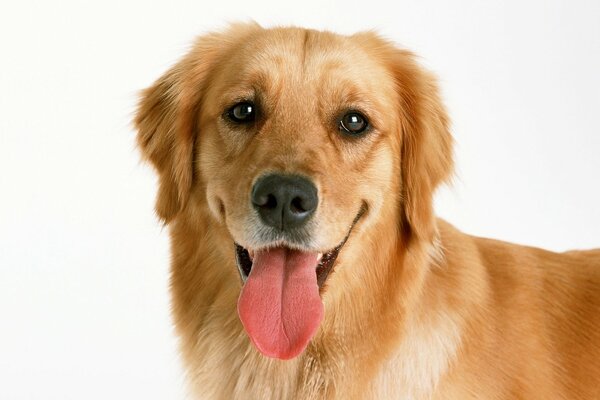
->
xmin=1 ymin=0 xmax=599 ymax=398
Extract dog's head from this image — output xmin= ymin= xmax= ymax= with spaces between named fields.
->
xmin=135 ymin=23 xmax=452 ymax=360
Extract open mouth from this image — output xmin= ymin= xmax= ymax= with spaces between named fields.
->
xmin=234 ymin=204 xmax=366 ymax=288
xmin=235 ymin=204 xmax=366 ymax=360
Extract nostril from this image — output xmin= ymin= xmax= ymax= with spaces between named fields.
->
xmin=254 ymin=193 xmax=278 ymax=209
xmin=264 ymin=194 xmax=277 ymax=209
xmin=290 ymin=196 xmax=308 ymax=214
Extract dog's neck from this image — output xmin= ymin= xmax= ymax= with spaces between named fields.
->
xmin=168 ymin=203 xmax=462 ymax=399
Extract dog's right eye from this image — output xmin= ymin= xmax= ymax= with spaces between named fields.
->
xmin=227 ymin=102 xmax=256 ymax=123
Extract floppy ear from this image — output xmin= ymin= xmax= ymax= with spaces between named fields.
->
xmin=135 ymin=22 xmax=261 ymax=222
xmin=135 ymin=64 xmax=196 ymax=222
xmin=389 ymin=49 xmax=454 ymax=241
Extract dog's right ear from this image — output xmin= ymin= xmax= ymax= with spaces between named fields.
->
xmin=135 ymin=22 xmax=261 ymax=222
xmin=135 ymin=64 xmax=195 ymax=222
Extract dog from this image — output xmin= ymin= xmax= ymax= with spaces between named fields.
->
xmin=135 ymin=23 xmax=600 ymax=399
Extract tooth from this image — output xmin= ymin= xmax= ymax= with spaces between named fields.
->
xmin=317 ymin=253 xmax=323 ymax=262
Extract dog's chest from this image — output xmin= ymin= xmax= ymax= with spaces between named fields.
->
xmin=195 ymin=353 xmax=336 ymax=399
xmin=368 ymin=313 xmax=462 ymax=400
xmin=188 ymin=320 xmax=327 ymax=399
xmin=189 ymin=311 xmax=461 ymax=399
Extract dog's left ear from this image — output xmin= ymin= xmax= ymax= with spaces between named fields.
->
xmin=384 ymin=46 xmax=454 ymax=241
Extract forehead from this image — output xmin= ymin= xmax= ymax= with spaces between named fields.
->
xmin=214 ymin=28 xmax=396 ymax=110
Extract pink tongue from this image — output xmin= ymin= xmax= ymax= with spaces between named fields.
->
xmin=237 ymin=247 xmax=324 ymax=360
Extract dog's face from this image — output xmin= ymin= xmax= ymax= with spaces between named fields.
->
xmin=200 ymin=29 xmax=399 ymax=271
xmin=136 ymin=24 xmax=452 ymax=360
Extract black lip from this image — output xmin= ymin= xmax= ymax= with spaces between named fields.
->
xmin=234 ymin=204 xmax=366 ymax=288
xmin=235 ymin=244 xmax=253 ymax=282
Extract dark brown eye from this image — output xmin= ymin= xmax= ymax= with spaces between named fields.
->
xmin=228 ymin=102 xmax=255 ymax=123
xmin=340 ymin=112 xmax=368 ymax=135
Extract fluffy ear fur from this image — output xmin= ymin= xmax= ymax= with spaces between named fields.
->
xmin=352 ymin=35 xmax=454 ymax=241
xmin=135 ymin=65 xmax=194 ymax=222
xmin=392 ymin=49 xmax=454 ymax=241
xmin=135 ymin=22 xmax=261 ymax=222
xmin=353 ymin=32 xmax=453 ymax=240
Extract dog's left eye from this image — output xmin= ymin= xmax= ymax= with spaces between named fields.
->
xmin=227 ymin=102 xmax=256 ymax=123
xmin=339 ymin=112 xmax=368 ymax=136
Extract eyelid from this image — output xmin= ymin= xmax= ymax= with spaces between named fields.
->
xmin=224 ymin=97 xmax=254 ymax=112
xmin=338 ymin=107 xmax=369 ymax=121
xmin=340 ymin=109 xmax=369 ymax=124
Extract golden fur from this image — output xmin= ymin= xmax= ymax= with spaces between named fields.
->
xmin=135 ymin=23 xmax=600 ymax=399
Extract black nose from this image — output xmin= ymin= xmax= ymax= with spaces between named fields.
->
xmin=251 ymin=174 xmax=318 ymax=231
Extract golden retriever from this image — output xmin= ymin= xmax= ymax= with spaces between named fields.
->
xmin=135 ymin=23 xmax=600 ymax=399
